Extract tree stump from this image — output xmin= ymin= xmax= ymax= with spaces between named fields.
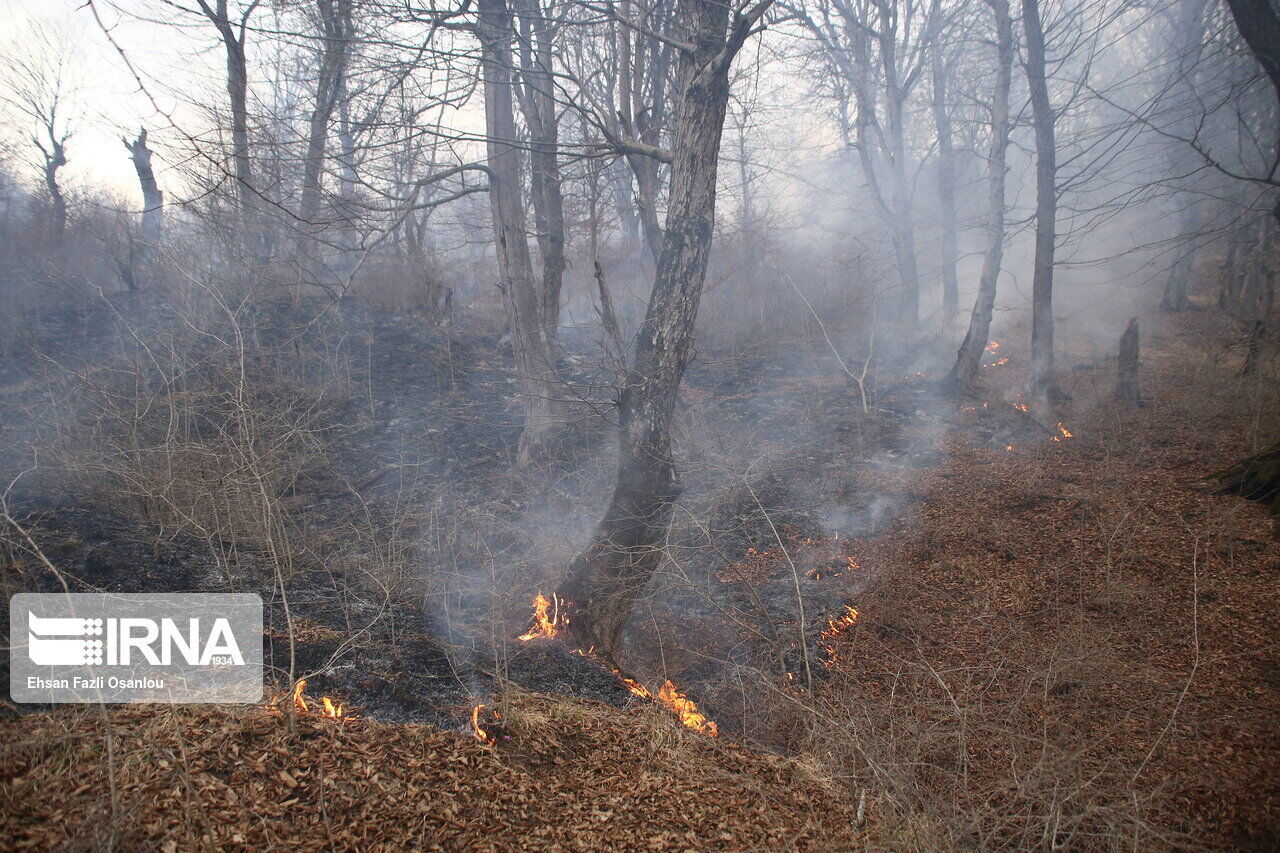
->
xmin=1115 ymin=317 xmax=1144 ymax=407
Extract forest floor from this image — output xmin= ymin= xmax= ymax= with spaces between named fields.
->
xmin=1 ymin=287 xmax=1277 ymax=849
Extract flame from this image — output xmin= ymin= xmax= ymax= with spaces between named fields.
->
xmin=821 ymin=605 xmax=860 ymax=662
xmin=986 ymin=356 xmax=1009 ymax=367
xmin=590 ymin=656 xmax=717 ymax=735
xmin=1051 ymin=422 xmax=1074 ymax=441
xmin=518 ymin=593 xmax=564 ymax=641
xmin=619 ymin=675 xmax=653 ymax=700
xmin=471 ymin=704 xmax=495 ymax=743
xmin=985 ymin=341 xmax=1001 ymax=352
xmin=266 ymin=678 xmax=348 ymax=720
xmin=657 ymin=681 xmax=718 ymax=736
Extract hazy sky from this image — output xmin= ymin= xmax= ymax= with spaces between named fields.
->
xmin=1 ymin=0 xmax=223 ymax=200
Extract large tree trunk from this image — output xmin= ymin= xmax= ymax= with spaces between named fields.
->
xmin=945 ymin=0 xmax=1012 ymax=391
xmin=477 ymin=0 xmax=566 ymax=464
xmin=1023 ymin=0 xmax=1063 ymax=405
xmin=1224 ymin=0 xmax=1280 ymax=224
xmin=931 ymin=48 xmax=959 ymax=320
xmin=225 ymin=33 xmax=254 ymax=220
xmin=557 ymin=0 xmax=772 ymax=657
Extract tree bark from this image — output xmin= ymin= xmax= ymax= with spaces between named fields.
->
xmin=557 ymin=0 xmax=773 ymax=657
xmin=477 ymin=0 xmax=567 ymax=463
xmin=1023 ymin=0 xmax=1064 ymax=405
xmin=945 ymin=0 xmax=1012 ymax=391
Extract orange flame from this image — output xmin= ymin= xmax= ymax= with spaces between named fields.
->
xmin=1051 ymin=422 xmax=1074 ymax=441
xmin=985 ymin=341 xmax=1001 ymax=352
xmin=821 ymin=605 xmax=860 ymax=662
xmin=471 ymin=704 xmax=495 ymax=743
xmin=518 ymin=593 xmax=564 ymax=641
xmin=266 ymin=678 xmax=348 ymax=720
xmin=657 ymin=681 xmax=718 ymax=737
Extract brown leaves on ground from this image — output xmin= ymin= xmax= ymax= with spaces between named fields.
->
xmin=0 ymin=695 xmax=864 ymax=851
xmin=816 ymin=329 xmax=1280 ymax=849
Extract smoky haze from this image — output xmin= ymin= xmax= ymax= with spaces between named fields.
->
xmin=1 ymin=0 xmax=1278 ymax=847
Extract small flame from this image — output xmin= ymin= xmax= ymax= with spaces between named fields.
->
xmin=821 ymin=605 xmax=860 ymax=662
xmin=266 ymin=678 xmax=348 ymax=720
xmin=619 ymin=676 xmax=653 ymax=700
xmin=471 ymin=704 xmax=495 ymax=743
xmin=985 ymin=341 xmax=1001 ymax=352
xmin=518 ymin=593 xmax=564 ymax=641
xmin=1051 ymin=422 xmax=1074 ymax=441
xmin=657 ymin=681 xmax=718 ymax=736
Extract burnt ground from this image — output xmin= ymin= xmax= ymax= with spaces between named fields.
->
xmin=0 ymin=294 xmax=1059 ymax=733
xmin=0 ymin=284 xmax=1275 ymax=848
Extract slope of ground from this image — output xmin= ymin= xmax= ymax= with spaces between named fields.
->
xmin=0 ymin=696 xmax=867 ymax=851
xmin=811 ymin=313 xmax=1280 ymax=849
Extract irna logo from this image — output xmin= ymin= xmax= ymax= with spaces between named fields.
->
xmin=11 ymin=593 xmax=263 ymax=704
xmin=27 ymin=612 xmax=245 ymax=667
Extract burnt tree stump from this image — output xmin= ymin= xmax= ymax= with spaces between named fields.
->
xmin=1115 ymin=317 xmax=1144 ymax=407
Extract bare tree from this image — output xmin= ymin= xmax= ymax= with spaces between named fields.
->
xmin=514 ymin=0 xmax=568 ymax=339
xmin=1023 ymin=0 xmax=1066 ymax=405
xmin=191 ymin=0 xmax=261 ymax=223
xmin=1161 ymin=0 xmax=1209 ymax=311
xmin=123 ymin=128 xmax=165 ymax=289
xmin=1223 ymin=0 xmax=1280 ymax=224
xmin=791 ymin=0 xmax=944 ymax=330
xmin=297 ymin=0 xmax=354 ymax=269
xmin=477 ymin=0 xmax=568 ymax=463
xmin=931 ymin=35 xmax=959 ymax=319
xmin=3 ymin=21 xmax=79 ymax=243
xmin=945 ymin=0 xmax=1013 ymax=391
xmin=557 ymin=0 xmax=776 ymax=657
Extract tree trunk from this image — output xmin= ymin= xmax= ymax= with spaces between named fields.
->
xmin=1223 ymin=0 xmax=1280 ymax=224
xmin=1163 ymin=0 xmax=1207 ymax=311
xmin=1115 ymin=317 xmax=1143 ymax=406
xmin=557 ymin=0 xmax=771 ymax=657
xmin=1023 ymin=0 xmax=1063 ymax=405
xmin=477 ymin=0 xmax=566 ymax=464
xmin=931 ymin=48 xmax=959 ymax=320
xmin=297 ymin=0 xmax=351 ymax=273
xmin=517 ymin=0 xmax=567 ymax=342
xmin=123 ymin=129 xmax=164 ymax=287
xmin=945 ymin=0 xmax=1012 ymax=391
xmin=43 ymin=141 xmax=67 ymax=243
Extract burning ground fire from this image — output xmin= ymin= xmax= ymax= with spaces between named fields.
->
xmin=517 ymin=592 xmax=564 ymax=641
xmin=266 ymin=679 xmax=349 ymax=721
xmin=604 ymin=671 xmax=719 ymax=737
xmin=821 ymin=605 xmax=860 ymax=662
xmin=513 ymin=593 xmax=719 ymax=737
xmin=984 ymin=341 xmax=1009 ymax=367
